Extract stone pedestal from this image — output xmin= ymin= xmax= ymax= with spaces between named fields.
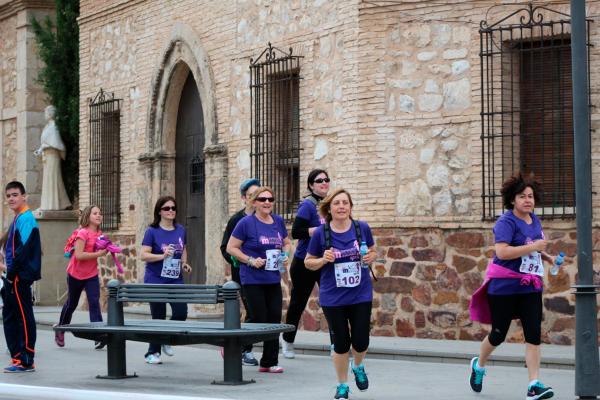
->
xmin=33 ymin=210 xmax=78 ymax=305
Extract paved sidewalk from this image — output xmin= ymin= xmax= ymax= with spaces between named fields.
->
xmin=33 ymin=306 xmax=576 ymax=369
xmin=0 ymin=328 xmax=576 ymax=400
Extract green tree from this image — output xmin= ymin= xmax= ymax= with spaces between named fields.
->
xmin=31 ymin=0 xmax=79 ymax=202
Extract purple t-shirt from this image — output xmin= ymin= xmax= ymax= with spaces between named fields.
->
xmin=294 ymin=198 xmax=326 ymax=259
xmin=231 ymin=213 xmax=288 ymax=285
xmin=489 ymin=210 xmax=544 ymax=295
xmin=307 ymin=220 xmax=374 ymax=307
xmin=142 ymin=224 xmax=187 ymax=284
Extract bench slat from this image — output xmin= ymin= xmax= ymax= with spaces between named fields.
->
xmin=119 ymin=284 xmax=221 ymax=290
xmin=118 ymin=292 xmax=218 ymax=298
xmin=119 ymin=288 xmax=219 ymax=294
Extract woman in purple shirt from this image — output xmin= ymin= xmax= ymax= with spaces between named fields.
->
xmin=305 ymin=189 xmax=376 ymax=400
xmin=140 ymin=196 xmax=192 ymax=365
xmin=469 ymin=173 xmax=555 ymax=400
xmin=227 ymin=186 xmax=291 ymax=373
xmin=282 ymin=169 xmax=330 ymax=358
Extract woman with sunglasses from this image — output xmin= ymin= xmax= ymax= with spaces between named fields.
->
xmin=305 ymin=189 xmax=377 ymax=400
xmin=140 ymin=196 xmax=192 ymax=365
xmin=281 ymin=169 xmax=330 ymax=358
xmin=226 ymin=186 xmax=291 ymax=373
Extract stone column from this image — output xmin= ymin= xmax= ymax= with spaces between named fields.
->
xmin=204 ymin=144 xmax=228 ymax=284
xmin=33 ymin=209 xmax=79 ymax=305
xmin=15 ymin=7 xmax=55 ymax=207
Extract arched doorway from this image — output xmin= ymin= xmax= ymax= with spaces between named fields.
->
xmin=142 ymin=22 xmax=228 ymax=285
xmin=175 ymin=72 xmax=205 ymax=283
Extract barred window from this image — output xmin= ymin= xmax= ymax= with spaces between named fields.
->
xmin=479 ymin=5 xmax=589 ymax=219
xmin=89 ymin=89 xmax=121 ymax=230
xmin=250 ymin=43 xmax=302 ymax=221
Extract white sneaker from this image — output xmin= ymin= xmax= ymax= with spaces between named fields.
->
xmin=161 ymin=345 xmax=174 ymax=357
xmin=145 ymin=352 xmax=162 ymax=364
xmin=281 ymin=338 xmax=295 ymax=359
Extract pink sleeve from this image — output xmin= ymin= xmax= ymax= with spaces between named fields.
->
xmin=75 ymin=228 xmax=89 ymax=242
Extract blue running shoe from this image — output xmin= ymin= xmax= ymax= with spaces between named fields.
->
xmin=527 ymin=381 xmax=554 ymax=400
xmin=4 ymin=363 xmax=35 ymax=373
xmin=351 ymin=362 xmax=369 ymax=391
xmin=469 ymin=356 xmax=486 ymax=392
xmin=334 ymin=383 xmax=350 ymax=399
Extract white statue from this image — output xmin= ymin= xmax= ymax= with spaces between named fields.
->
xmin=34 ymin=105 xmax=71 ymax=210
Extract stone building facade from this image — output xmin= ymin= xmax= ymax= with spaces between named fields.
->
xmin=77 ymin=0 xmax=600 ymax=344
xmin=0 ymin=0 xmax=55 ymax=226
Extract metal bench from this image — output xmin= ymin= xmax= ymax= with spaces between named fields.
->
xmin=54 ymin=279 xmax=294 ymax=385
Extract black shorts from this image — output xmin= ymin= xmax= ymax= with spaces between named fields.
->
xmin=487 ymin=292 xmax=542 ymax=346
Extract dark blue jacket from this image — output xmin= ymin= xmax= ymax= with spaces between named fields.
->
xmin=6 ymin=207 xmax=42 ymax=282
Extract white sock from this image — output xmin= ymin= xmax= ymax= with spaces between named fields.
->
xmin=529 ymin=379 xmax=539 ymax=388
xmin=475 ymin=359 xmax=485 ymax=370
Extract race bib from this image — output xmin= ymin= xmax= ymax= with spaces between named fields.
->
xmin=519 ymin=252 xmax=544 ymax=276
xmin=264 ymin=249 xmax=281 ymax=271
xmin=334 ymin=261 xmax=361 ymax=288
xmin=161 ymin=258 xmax=181 ymax=279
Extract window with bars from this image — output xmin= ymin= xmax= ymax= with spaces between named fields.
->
xmin=250 ymin=43 xmax=302 ymax=221
xmin=89 ymin=89 xmax=121 ymax=230
xmin=479 ymin=4 xmax=590 ymax=220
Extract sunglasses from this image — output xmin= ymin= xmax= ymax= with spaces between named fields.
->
xmin=255 ymin=197 xmax=275 ymax=203
xmin=313 ymin=178 xmax=330 ymax=184
xmin=161 ymin=206 xmax=177 ymax=212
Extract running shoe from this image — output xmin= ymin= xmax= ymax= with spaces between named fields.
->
xmin=94 ymin=340 xmax=106 ymax=350
xmin=281 ymin=337 xmax=295 ymax=359
xmin=351 ymin=362 xmax=368 ymax=391
xmin=258 ymin=365 xmax=284 ymax=373
xmin=4 ymin=363 xmax=35 ymax=373
xmin=242 ymin=351 xmax=259 ymax=366
xmin=55 ymin=331 xmax=65 ymax=347
xmin=469 ymin=356 xmax=486 ymax=393
xmin=161 ymin=345 xmax=174 ymax=357
xmin=145 ymin=352 xmax=162 ymax=364
xmin=527 ymin=381 xmax=554 ymax=400
xmin=334 ymin=383 xmax=350 ymax=399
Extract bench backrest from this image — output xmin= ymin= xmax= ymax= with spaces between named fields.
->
xmin=116 ymin=283 xmax=223 ymax=304
xmin=106 ymin=279 xmax=241 ymax=329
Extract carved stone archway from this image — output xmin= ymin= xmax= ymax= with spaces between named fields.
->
xmin=138 ymin=22 xmax=227 ymax=284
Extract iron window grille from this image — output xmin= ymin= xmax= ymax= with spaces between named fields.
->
xmin=479 ymin=4 xmax=591 ymax=220
xmin=250 ymin=43 xmax=303 ymax=221
xmin=89 ymin=89 xmax=121 ymax=230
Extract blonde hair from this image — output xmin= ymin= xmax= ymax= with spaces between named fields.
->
xmin=319 ymin=188 xmax=353 ymax=223
xmin=248 ymin=186 xmax=275 ymax=202
xmin=79 ymin=205 xmax=101 ymax=227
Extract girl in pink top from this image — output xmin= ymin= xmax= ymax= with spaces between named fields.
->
xmin=55 ymin=205 xmax=108 ymax=349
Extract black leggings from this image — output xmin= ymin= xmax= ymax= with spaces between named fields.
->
xmin=487 ymin=292 xmax=542 ymax=346
xmin=283 ymin=256 xmax=322 ymax=343
xmin=322 ymin=301 xmax=372 ymax=354
xmin=145 ymin=301 xmax=188 ymax=356
xmin=243 ymin=284 xmax=282 ymax=367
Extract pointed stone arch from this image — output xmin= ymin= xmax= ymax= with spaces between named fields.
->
xmin=138 ymin=22 xmax=227 ymax=284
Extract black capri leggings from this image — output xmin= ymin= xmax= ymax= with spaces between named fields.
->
xmin=322 ymin=301 xmax=372 ymax=354
xmin=487 ymin=292 xmax=542 ymax=346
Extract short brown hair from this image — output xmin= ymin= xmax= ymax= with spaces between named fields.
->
xmin=319 ymin=188 xmax=354 ymax=223
xmin=79 ymin=205 xmax=101 ymax=227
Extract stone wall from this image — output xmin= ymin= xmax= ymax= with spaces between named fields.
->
xmin=290 ymin=227 xmax=586 ymax=345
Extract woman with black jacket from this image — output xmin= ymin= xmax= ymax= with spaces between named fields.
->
xmin=281 ymin=169 xmax=330 ymax=358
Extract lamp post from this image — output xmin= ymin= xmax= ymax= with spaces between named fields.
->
xmin=570 ymin=1 xmax=600 ymax=398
